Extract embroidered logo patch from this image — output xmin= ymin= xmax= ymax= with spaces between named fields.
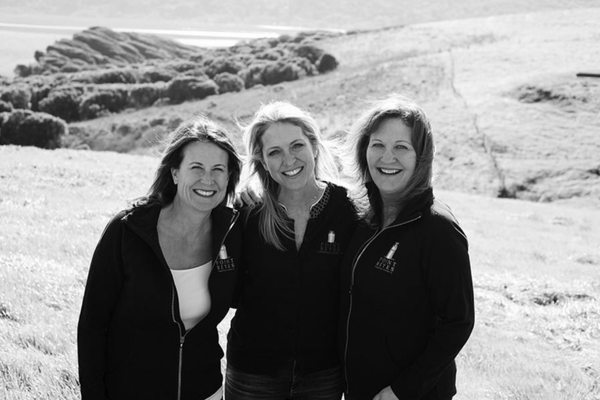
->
xmin=215 ymin=245 xmax=235 ymax=272
xmin=374 ymin=242 xmax=399 ymax=274
xmin=317 ymin=230 xmax=342 ymax=255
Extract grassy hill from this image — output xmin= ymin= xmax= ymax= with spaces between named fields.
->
xmin=1 ymin=144 xmax=598 ymax=399
xmin=54 ymin=6 xmax=600 ymax=209
xmin=1 ymin=2 xmax=600 ymax=399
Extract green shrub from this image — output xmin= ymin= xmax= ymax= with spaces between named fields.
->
xmin=95 ymin=68 xmax=138 ymax=84
xmin=140 ymin=67 xmax=177 ymax=83
xmin=129 ymin=82 xmax=167 ymax=108
xmin=0 ymin=84 xmax=32 ymax=109
xmin=79 ymin=87 xmax=129 ymax=120
xmin=204 ymin=56 xmax=245 ymax=78
xmin=0 ymin=110 xmax=67 ymax=149
xmin=214 ymin=73 xmax=245 ymax=94
xmin=38 ymin=87 xmax=85 ymax=122
xmin=317 ymin=53 xmax=338 ymax=73
xmin=166 ymin=76 xmax=219 ymax=104
xmin=261 ymin=61 xmax=302 ymax=85
xmin=0 ymin=100 xmax=13 ymax=112
xmin=295 ymin=43 xmax=324 ymax=63
xmin=239 ymin=62 xmax=269 ymax=88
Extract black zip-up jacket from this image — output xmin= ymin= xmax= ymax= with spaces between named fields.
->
xmin=227 ymin=183 xmax=358 ymax=376
xmin=78 ymin=204 xmax=241 ymax=400
xmin=340 ymin=188 xmax=475 ymax=400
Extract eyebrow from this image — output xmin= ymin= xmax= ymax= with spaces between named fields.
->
xmin=189 ymin=161 xmax=226 ymax=167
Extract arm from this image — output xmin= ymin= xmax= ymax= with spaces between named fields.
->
xmin=390 ymin=216 xmax=475 ymax=399
xmin=77 ymin=214 xmax=126 ymax=400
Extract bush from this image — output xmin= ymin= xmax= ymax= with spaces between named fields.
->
xmin=166 ymin=76 xmax=219 ymax=104
xmin=30 ymin=85 xmax=53 ymax=111
xmin=295 ymin=43 xmax=324 ymax=63
xmin=0 ymin=110 xmax=67 ymax=149
xmin=261 ymin=61 xmax=302 ymax=85
xmin=79 ymin=87 xmax=129 ymax=120
xmin=0 ymin=84 xmax=32 ymax=109
xmin=204 ymin=56 xmax=245 ymax=78
xmin=129 ymin=82 xmax=168 ymax=108
xmin=0 ymin=100 xmax=13 ymax=112
xmin=38 ymin=87 xmax=85 ymax=122
xmin=140 ymin=67 xmax=177 ymax=83
xmin=213 ymin=73 xmax=245 ymax=94
xmin=239 ymin=62 xmax=269 ymax=88
xmin=95 ymin=68 xmax=139 ymax=84
xmin=317 ymin=53 xmax=338 ymax=73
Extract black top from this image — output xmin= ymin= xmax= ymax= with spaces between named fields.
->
xmin=339 ymin=188 xmax=475 ymax=399
xmin=78 ymin=204 xmax=241 ymax=400
xmin=227 ymin=182 xmax=358 ymax=376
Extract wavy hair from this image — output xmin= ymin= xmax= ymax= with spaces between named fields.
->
xmin=241 ymin=101 xmax=339 ymax=250
xmin=345 ymin=94 xmax=435 ymax=226
xmin=131 ymin=116 xmax=242 ymax=209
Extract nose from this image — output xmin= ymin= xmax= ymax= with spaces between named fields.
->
xmin=200 ymin=170 xmax=214 ymax=184
xmin=283 ymin=151 xmax=296 ymax=166
xmin=380 ymin=147 xmax=396 ymax=163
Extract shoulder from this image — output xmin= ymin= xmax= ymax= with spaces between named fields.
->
xmin=421 ymin=199 xmax=467 ymax=242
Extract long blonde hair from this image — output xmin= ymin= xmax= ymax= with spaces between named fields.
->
xmin=242 ymin=101 xmax=339 ymax=250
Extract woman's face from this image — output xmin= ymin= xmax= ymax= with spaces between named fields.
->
xmin=366 ymin=118 xmax=416 ymax=203
xmin=260 ymin=122 xmax=317 ymax=193
xmin=172 ymin=141 xmax=229 ymax=213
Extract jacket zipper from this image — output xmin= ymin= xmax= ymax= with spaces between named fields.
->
xmin=173 ymin=210 xmax=238 ymax=400
xmin=343 ymin=215 xmax=421 ymax=395
xmin=172 ymin=284 xmax=187 ymax=400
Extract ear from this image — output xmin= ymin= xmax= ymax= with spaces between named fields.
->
xmin=171 ymin=168 xmax=178 ymax=185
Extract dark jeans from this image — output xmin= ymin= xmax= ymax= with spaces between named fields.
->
xmin=225 ymin=364 xmax=343 ymax=400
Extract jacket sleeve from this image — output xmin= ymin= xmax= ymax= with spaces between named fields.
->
xmin=77 ymin=213 xmax=126 ymax=400
xmin=390 ymin=215 xmax=475 ymax=399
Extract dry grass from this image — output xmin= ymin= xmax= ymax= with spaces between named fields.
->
xmin=1 ymin=4 xmax=600 ymax=399
xmin=1 ymin=142 xmax=599 ymax=399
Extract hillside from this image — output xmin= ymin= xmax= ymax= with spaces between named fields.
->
xmin=1 ymin=144 xmax=599 ymax=399
xmin=41 ymin=6 xmax=600 ymax=209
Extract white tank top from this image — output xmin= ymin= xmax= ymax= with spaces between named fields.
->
xmin=170 ymin=261 xmax=212 ymax=331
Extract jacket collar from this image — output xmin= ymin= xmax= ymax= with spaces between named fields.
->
xmin=123 ymin=203 xmax=238 ymax=258
xmin=366 ymin=182 xmax=434 ymax=227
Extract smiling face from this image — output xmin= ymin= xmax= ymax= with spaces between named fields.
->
xmin=171 ymin=141 xmax=229 ymax=214
xmin=260 ymin=122 xmax=317 ymax=193
xmin=366 ymin=118 xmax=417 ymax=204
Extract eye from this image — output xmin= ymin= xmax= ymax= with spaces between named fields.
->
xmin=267 ymin=149 xmax=280 ymax=157
xmin=395 ymin=144 xmax=408 ymax=150
xmin=370 ymin=142 xmax=384 ymax=148
xmin=292 ymin=142 xmax=304 ymax=149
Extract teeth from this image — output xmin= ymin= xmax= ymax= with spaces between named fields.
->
xmin=283 ymin=167 xmax=302 ymax=177
xmin=194 ymin=189 xmax=216 ymax=197
xmin=379 ymin=168 xmax=401 ymax=175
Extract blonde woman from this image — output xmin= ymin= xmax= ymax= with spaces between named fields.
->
xmin=226 ymin=102 xmax=357 ymax=400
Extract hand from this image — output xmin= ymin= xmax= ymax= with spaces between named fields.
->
xmin=373 ymin=386 xmax=399 ymax=400
xmin=233 ymin=186 xmax=263 ymax=208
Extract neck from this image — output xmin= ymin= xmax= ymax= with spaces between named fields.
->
xmin=381 ymin=201 xmax=403 ymax=229
xmin=278 ymin=181 xmax=325 ymax=208
xmin=162 ymin=200 xmax=211 ymax=236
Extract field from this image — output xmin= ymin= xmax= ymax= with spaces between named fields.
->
xmin=1 ymin=143 xmax=599 ymax=399
xmin=1 ymin=1 xmax=600 ymax=399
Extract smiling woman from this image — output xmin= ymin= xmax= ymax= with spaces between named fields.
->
xmin=225 ymin=101 xmax=358 ymax=400
xmin=77 ymin=115 xmax=242 ymax=400
xmin=340 ymin=95 xmax=474 ymax=400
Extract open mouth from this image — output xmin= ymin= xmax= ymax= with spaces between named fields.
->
xmin=282 ymin=167 xmax=303 ymax=177
xmin=193 ymin=189 xmax=217 ymax=197
xmin=377 ymin=168 xmax=401 ymax=175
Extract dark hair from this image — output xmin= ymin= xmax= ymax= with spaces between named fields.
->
xmin=132 ymin=116 xmax=242 ymax=209
xmin=346 ymin=94 xmax=434 ymax=226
